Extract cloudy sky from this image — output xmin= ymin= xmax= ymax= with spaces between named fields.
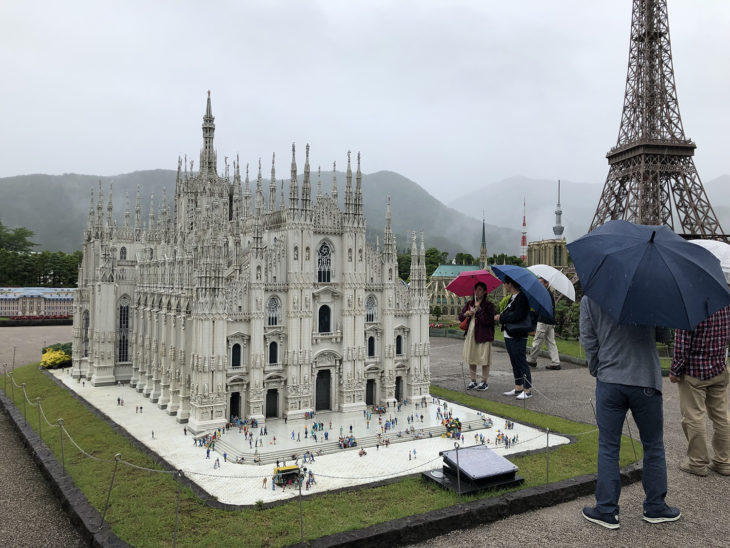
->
xmin=1 ymin=0 xmax=728 ymax=203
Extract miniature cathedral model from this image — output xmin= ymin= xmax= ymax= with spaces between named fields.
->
xmin=71 ymin=94 xmax=431 ymax=434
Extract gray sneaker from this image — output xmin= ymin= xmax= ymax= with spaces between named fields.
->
xmin=643 ymin=505 xmax=681 ymax=523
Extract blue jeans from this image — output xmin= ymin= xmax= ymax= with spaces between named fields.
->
xmin=504 ymin=336 xmax=531 ymax=389
xmin=595 ymin=380 xmax=667 ymax=515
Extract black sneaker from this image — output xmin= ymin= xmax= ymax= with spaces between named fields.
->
xmin=466 ymin=381 xmax=478 ymax=390
xmin=643 ymin=505 xmax=681 ymax=524
xmin=476 ymin=382 xmax=488 ymax=391
xmin=582 ymin=506 xmax=619 ymax=529
xmin=527 ymin=360 xmax=538 ymax=368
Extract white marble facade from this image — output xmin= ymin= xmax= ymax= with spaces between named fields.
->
xmin=71 ymin=94 xmax=430 ymax=434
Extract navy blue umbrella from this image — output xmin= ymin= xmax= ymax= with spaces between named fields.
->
xmin=567 ymin=220 xmax=730 ymax=330
xmin=491 ymin=264 xmax=554 ymax=320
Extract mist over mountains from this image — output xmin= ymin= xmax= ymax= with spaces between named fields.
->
xmin=0 ymin=170 xmax=517 ymax=256
xmin=449 ymin=174 xmax=730 ymax=244
xmin=2 ymin=170 xmax=727 ymax=256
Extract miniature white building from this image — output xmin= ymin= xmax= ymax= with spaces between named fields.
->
xmin=71 ymin=94 xmax=430 ymax=434
xmin=0 ymin=287 xmax=74 ymax=317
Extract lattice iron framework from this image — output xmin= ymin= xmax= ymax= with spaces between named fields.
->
xmin=590 ymin=0 xmax=726 ymax=240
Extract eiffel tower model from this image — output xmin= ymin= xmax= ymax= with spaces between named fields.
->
xmin=590 ymin=0 xmax=726 ymax=240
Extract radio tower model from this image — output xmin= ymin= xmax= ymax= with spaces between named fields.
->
xmin=520 ymin=199 xmax=527 ymax=263
xmin=590 ymin=0 xmax=726 ymax=240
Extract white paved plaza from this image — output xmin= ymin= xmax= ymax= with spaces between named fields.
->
xmin=51 ymin=370 xmax=569 ymax=505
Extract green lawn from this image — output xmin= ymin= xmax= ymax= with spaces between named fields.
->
xmin=2 ymin=364 xmax=641 ymax=547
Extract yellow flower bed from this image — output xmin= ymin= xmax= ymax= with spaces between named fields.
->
xmin=40 ymin=349 xmax=71 ymax=369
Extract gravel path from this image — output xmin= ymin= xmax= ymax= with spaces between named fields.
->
xmin=0 ymin=325 xmax=84 ymax=547
xmin=0 ymin=406 xmax=85 ymax=547
xmin=417 ymin=336 xmax=730 ymax=547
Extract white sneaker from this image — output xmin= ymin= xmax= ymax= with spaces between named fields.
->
xmin=503 ymin=389 xmax=522 ymax=396
xmin=516 ymin=391 xmax=533 ymax=400
xmin=466 ymin=381 xmax=478 ymax=390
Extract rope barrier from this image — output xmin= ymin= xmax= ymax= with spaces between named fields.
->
xmin=39 ymin=404 xmax=59 ymax=429
xmin=60 ymin=423 xmax=118 ymax=464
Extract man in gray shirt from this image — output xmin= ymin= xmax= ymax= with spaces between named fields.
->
xmin=579 ymin=295 xmax=680 ymax=529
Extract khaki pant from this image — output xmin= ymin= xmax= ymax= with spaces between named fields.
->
xmin=527 ymin=323 xmax=559 ymax=365
xmin=677 ymin=368 xmax=730 ymax=473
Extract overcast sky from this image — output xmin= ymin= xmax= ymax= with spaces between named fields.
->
xmin=1 ymin=0 xmax=728 ymax=204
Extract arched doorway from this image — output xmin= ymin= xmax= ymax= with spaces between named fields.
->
xmin=230 ymin=392 xmax=241 ymax=419
xmin=366 ymin=379 xmax=376 ymax=406
xmin=266 ymin=389 xmax=278 ymax=418
xmin=316 ymin=370 xmax=331 ymax=411
xmin=395 ymin=376 xmax=403 ymax=402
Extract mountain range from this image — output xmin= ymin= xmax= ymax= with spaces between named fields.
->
xmin=2 ymin=170 xmax=728 ymax=256
xmin=0 ymin=170 xmax=517 ymax=256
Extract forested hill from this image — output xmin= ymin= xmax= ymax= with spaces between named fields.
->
xmin=0 ymin=170 xmax=519 ymax=255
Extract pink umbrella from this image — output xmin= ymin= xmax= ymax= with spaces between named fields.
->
xmin=445 ymin=270 xmax=502 ymax=297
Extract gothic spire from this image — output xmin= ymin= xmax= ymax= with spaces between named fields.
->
xmin=106 ymin=183 xmax=113 ymax=229
xmin=87 ymin=187 xmax=95 ymax=230
xmin=420 ymin=232 xmax=426 ymax=289
xmin=383 ymin=195 xmax=395 ymax=260
xmin=269 ymin=153 xmax=277 ymax=213
xmin=355 ymin=151 xmax=363 ymax=217
xmin=409 ymin=231 xmax=419 ymax=285
xmin=124 ymin=192 xmax=131 ymax=228
xmin=96 ymin=180 xmax=104 ymax=229
xmin=479 ymin=213 xmax=488 ymax=268
xmin=199 ymin=90 xmax=217 ymax=175
xmin=234 ymin=154 xmax=241 ymax=183
xmin=134 ymin=185 xmax=141 ymax=232
xmin=345 ymin=150 xmax=353 ymax=216
xmin=243 ymin=163 xmax=251 ymax=218
xmin=255 ymin=158 xmax=264 ymax=217
xmin=280 ymin=180 xmax=285 ymax=211
xmin=289 ymin=143 xmax=299 ymax=211
xmin=317 ymin=166 xmax=322 ymax=198
xmin=301 ymin=143 xmax=311 ymax=214
xmin=148 ymin=193 xmax=156 ymax=231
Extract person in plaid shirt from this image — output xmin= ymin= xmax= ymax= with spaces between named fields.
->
xmin=670 ymin=305 xmax=730 ymax=476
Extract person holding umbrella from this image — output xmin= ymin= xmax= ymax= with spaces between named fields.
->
xmin=567 ymin=221 xmax=729 ymax=528
xmin=458 ymin=281 xmax=495 ymax=391
xmin=495 ymin=276 xmax=533 ymax=400
xmin=526 ymin=277 xmax=561 ymax=370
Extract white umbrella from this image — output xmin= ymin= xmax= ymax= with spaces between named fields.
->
xmin=527 ymin=264 xmax=576 ymax=301
xmin=689 ymin=239 xmax=730 ymax=283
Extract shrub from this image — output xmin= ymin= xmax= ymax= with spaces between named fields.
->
xmin=42 ymin=342 xmax=72 ymax=356
xmin=41 ymin=349 xmax=71 ymax=369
